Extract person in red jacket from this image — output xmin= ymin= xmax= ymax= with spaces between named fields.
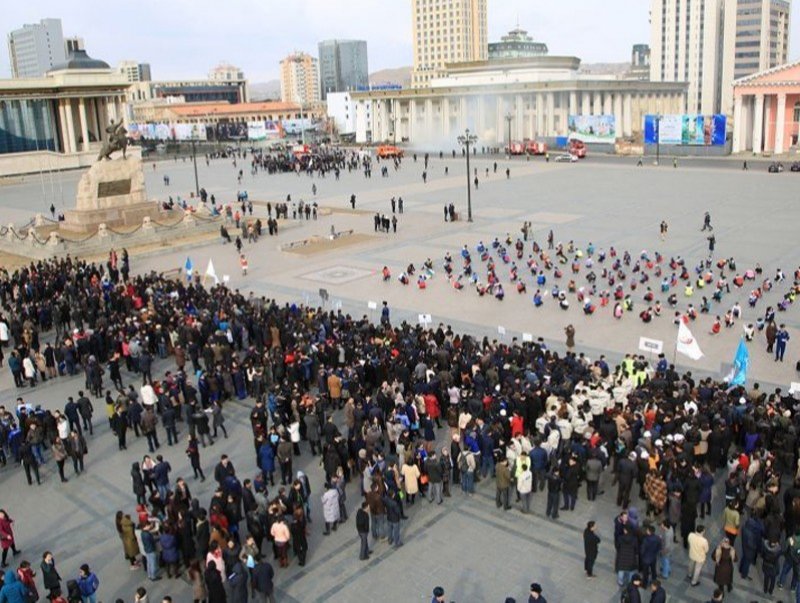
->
xmin=424 ymin=393 xmax=441 ymax=428
xmin=510 ymin=411 xmax=524 ymax=438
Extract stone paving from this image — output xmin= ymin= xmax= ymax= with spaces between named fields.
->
xmin=0 ymin=152 xmax=798 ymax=602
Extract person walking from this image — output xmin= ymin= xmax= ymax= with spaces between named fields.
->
xmin=186 ymin=436 xmax=205 ymax=482
xmin=583 ymin=521 xmax=600 ymax=578
xmin=356 ymin=502 xmax=370 ymax=560
xmin=687 ymin=525 xmax=709 ymax=587
xmin=564 ymin=324 xmax=576 ymax=352
xmin=0 ymin=510 xmax=20 ymax=567
xmin=701 ymin=211 xmax=713 ymax=231
xmin=52 ymin=438 xmax=69 ymax=483
xmin=67 ymin=430 xmax=87 ymax=475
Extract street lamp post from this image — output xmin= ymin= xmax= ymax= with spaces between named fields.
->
xmin=654 ymin=113 xmax=662 ymax=166
xmin=505 ymin=112 xmax=514 ymax=153
xmin=190 ymin=137 xmax=200 ymax=198
xmin=457 ymin=128 xmax=478 ymax=222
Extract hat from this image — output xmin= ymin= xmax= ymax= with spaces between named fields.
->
xmin=739 ymin=396 xmax=746 ymax=405
xmin=500 ymin=409 xmax=507 ymax=417
xmin=655 ymin=439 xmax=663 ymax=448
xmin=628 ymin=452 xmax=637 ymax=460
xmin=643 ymin=430 xmax=652 ymax=438
xmin=530 ymin=583 xmax=542 ymax=594
xmin=674 ymin=434 xmax=685 ymax=443
xmin=665 ymin=434 xmax=674 ymax=442
xmin=640 ymin=451 xmax=650 ymax=459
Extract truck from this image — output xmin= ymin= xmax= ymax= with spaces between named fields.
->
xmin=525 ymin=140 xmax=548 ymax=155
xmin=507 ymin=142 xmax=525 ymax=155
xmin=376 ymin=145 xmax=404 ymax=158
xmin=568 ymin=139 xmax=587 ymax=158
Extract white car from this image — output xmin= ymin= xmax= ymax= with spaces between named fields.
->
xmin=554 ymin=153 xmax=578 ymax=163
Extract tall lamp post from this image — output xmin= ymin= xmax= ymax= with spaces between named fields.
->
xmin=457 ymin=128 xmax=478 ymax=222
xmin=190 ymin=131 xmax=200 ymax=198
xmin=654 ymin=113 xmax=662 ymax=166
xmin=505 ymin=112 xmax=514 ymax=153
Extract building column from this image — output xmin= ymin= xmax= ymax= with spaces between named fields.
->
xmin=775 ymin=92 xmax=787 ymax=155
xmin=623 ymin=94 xmax=633 ymax=137
xmin=424 ymin=99 xmax=433 ymax=138
xmin=442 ymin=98 xmax=450 ymax=140
xmin=64 ymin=99 xmax=77 ymax=154
xmin=496 ymin=96 xmax=505 ymax=143
xmin=536 ymin=93 xmax=544 ymax=137
xmin=753 ymin=94 xmax=765 ymax=154
xmin=603 ymin=93 xmax=612 ymax=115
xmin=732 ymin=95 xmax=744 ymax=153
xmin=87 ymin=98 xmax=100 ymax=144
xmin=515 ymin=95 xmax=524 ymax=140
xmin=57 ymin=99 xmax=71 ymax=153
xmin=592 ymin=92 xmax=602 ymax=115
xmin=581 ymin=92 xmax=590 ymax=116
xmin=78 ymin=98 xmax=90 ymax=151
xmin=409 ymin=100 xmax=417 ymax=142
xmin=459 ymin=97 xmax=467 ymax=132
xmin=546 ymin=92 xmax=555 ymax=136
xmin=613 ymin=93 xmax=623 ymax=139
xmin=569 ymin=91 xmax=577 ymax=118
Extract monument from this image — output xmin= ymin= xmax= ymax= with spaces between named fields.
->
xmin=61 ymin=120 xmax=169 ymax=233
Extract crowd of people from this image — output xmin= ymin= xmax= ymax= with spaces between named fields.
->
xmin=1 ymin=185 xmax=800 ymax=603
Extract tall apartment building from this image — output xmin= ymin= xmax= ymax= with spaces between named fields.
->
xmin=118 ymin=60 xmax=152 ymax=83
xmin=411 ymin=0 xmax=488 ymax=87
xmin=318 ymin=39 xmax=369 ymax=99
xmin=650 ymin=0 xmax=725 ymax=115
xmin=280 ymin=52 xmax=320 ymax=104
xmin=720 ymin=0 xmax=790 ymax=115
xmin=7 ymin=18 xmax=67 ymax=78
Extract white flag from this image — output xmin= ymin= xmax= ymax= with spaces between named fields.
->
xmin=676 ymin=320 xmax=703 ymax=360
xmin=204 ymin=259 xmax=219 ymax=285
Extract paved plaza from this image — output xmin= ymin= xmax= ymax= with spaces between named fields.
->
xmin=0 ymin=151 xmax=798 ymax=602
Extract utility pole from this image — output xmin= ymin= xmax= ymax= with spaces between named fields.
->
xmin=457 ymin=128 xmax=478 ymax=222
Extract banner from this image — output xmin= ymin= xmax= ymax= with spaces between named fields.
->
xmin=676 ymin=321 xmax=704 ymax=361
xmin=643 ymin=114 xmax=726 ymax=145
xmin=567 ymin=115 xmax=616 ymax=143
xmin=248 ymin=121 xmax=267 ymax=141
xmin=727 ymin=338 xmax=749 ymax=386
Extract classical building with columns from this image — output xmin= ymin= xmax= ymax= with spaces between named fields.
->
xmin=732 ymin=60 xmax=800 ymax=155
xmin=0 ymin=49 xmax=129 ymax=174
xmin=351 ymin=57 xmax=687 ymax=146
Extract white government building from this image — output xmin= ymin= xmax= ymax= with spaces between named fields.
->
xmin=351 ymin=56 xmax=688 ymax=147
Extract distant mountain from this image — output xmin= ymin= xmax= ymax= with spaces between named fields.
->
xmin=369 ymin=66 xmax=412 ymax=88
xmin=249 ymin=80 xmax=281 ymax=101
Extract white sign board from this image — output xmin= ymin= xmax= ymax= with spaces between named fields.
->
xmin=638 ymin=336 xmax=664 ymax=355
xmin=498 ymin=326 xmax=506 ymax=336
xmin=789 ymin=382 xmax=800 ymax=395
xmin=522 ymin=332 xmax=534 ymax=343
xmin=223 ymin=275 xmax=230 ymax=283
xmin=418 ymin=313 xmax=432 ymax=326
xmin=367 ymin=300 xmax=378 ymax=310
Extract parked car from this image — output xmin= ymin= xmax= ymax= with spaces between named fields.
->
xmin=790 ymin=162 xmax=800 ymax=172
xmin=768 ymin=162 xmax=784 ymax=173
xmin=554 ymin=153 xmax=578 ymax=163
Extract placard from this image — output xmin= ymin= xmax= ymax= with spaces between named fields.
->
xmin=522 ymin=332 xmax=533 ymax=342
xmin=222 ymin=275 xmax=230 ymax=283
xmin=367 ymin=301 xmax=378 ymax=310
xmin=638 ymin=336 xmax=664 ymax=354
xmin=498 ymin=326 xmax=506 ymax=336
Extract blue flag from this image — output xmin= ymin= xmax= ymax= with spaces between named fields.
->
xmin=184 ymin=257 xmax=193 ymax=281
xmin=730 ymin=338 xmax=749 ymax=386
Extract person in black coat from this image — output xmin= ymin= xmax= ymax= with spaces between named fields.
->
xmin=205 ymin=560 xmax=227 ymax=603
xmin=624 ymin=574 xmax=642 ymax=603
xmin=649 ymin=579 xmax=666 ymax=603
xmin=356 ymin=502 xmax=370 ymax=560
xmin=583 ymin=521 xmax=600 ymax=577
xmin=251 ymin=559 xmax=275 ymax=602
xmin=131 ymin=462 xmax=146 ymax=504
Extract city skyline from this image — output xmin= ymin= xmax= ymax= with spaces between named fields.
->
xmin=6 ymin=0 xmax=798 ymax=84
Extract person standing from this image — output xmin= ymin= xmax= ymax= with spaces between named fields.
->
xmin=251 ymin=558 xmax=275 ymax=603
xmin=545 ymin=467 xmax=562 ymax=520
xmin=52 ymin=439 xmax=69 ymax=483
xmin=528 ymin=583 xmax=547 ymax=602
xmin=185 ymin=436 xmax=205 ymax=482
xmin=687 ymin=525 xmax=709 ymax=587
xmin=583 ymin=521 xmax=600 ymax=578
xmin=775 ymin=324 xmax=790 ymax=362
xmin=356 ymin=502 xmax=370 ymax=560
xmin=67 ymin=430 xmax=87 ymax=475
xmin=640 ymin=524 xmax=662 ymax=587
xmin=425 ymin=452 xmax=444 ymax=505
xmin=623 ymin=574 xmax=642 ymax=603
xmin=762 ymin=537 xmax=782 ymax=596
xmin=658 ymin=520 xmax=674 ymax=579
xmin=649 ymin=579 xmax=666 ymax=603
xmin=384 ymin=490 xmax=403 ymax=548
xmin=495 ymin=457 xmax=512 ymax=510
xmin=517 ymin=460 xmax=533 ymax=513
xmin=76 ymin=564 xmax=100 ymax=603
xmin=40 ymin=551 xmax=61 ymax=600
xmin=712 ymin=537 xmax=736 ymax=594
xmin=321 ymin=483 xmax=340 ymax=535
xmin=564 ymin=325 xmax=576 ymax=353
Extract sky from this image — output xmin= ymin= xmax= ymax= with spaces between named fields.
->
xmin=3 ymin=0 xmax=800 ymax=83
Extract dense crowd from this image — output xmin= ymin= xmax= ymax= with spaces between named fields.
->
xmin=0 ymin=220 xmax=797 ymax=603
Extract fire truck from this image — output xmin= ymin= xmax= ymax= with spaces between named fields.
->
xmin=568 ymin=139 xmax=587 ymax=158
xmin=525 ymin=140 xmax=548 ymax=155
xmin=376 ymin=145 xmax=404 ymax=158
xmin=507 ymin=142 xmax=525 ymax=155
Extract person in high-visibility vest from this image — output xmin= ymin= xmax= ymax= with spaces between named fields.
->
xmin=240 ymin=254 xmax=248 ymax=276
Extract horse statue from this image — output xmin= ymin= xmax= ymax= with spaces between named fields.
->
xmin=97 ymin=118 xmax=128 ymax=161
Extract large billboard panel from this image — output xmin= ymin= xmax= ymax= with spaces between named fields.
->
xmin=248 ymin=120 xmax=282 ymax=140
xmin=643 ymin=114 xmax=726 ymax=145
xmin=567 ymin=115 xmax=616 ymax=143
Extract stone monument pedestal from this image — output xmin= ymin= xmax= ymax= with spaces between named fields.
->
xmin=61 ymin=155 xmax=165 ymax=233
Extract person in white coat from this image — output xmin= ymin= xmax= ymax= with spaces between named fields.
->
xmin=22 ymin=354 xmax=36 ymax=387
xmin=321 ymin=482 xmax=340 ymax=535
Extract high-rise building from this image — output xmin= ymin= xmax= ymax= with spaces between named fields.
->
xmin=650 ymin=0 xmax=725 ymax=114
xmin=411 ymin=0 xmax=488 ymax=87
xmin=118 ymin=60 xmax=152 ymax=83
xmin=720 ymin=0 xmax=790 ymax=115
xmin=7 ymin=18 xmax=67 ymax=78
xmin=209 ymin=62 xmax=245 ymax=82
xmin=318 ymin=39 xmax=369 ymax=99
xmin=280 ymin=52 xmax=320 ymax=104
xmin=488 ymin=26 xmax=548 ymax=60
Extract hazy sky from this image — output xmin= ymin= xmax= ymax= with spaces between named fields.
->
xmin=3 ymin=0 xmax=800 ymax=83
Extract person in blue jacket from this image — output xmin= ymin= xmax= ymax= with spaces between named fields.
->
xmin=0 ymin=569 xmax=31 ymax=603
xmin=258 ymin=438 xmax=276 ymax=486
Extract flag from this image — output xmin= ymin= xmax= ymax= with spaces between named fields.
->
xmin=184 ymin=257 xmax=193 ymax=281
xmin=676 ymin=321 xmax=703 ymax=360
xmin=204 ymin=259 xmax=219 ymax=285
xmin=729 ymin=337 xmax=749 ymax=386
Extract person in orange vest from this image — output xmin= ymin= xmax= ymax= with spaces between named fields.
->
xmin=240 ymin=254 xmax=248 ymax=276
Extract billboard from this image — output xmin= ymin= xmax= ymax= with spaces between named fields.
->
xmin=643 ymin=114 xmax=726 ymax=145
xmin=248 ymin=120 xmax=281 ymax=140
xmin=567 ymin=115 xmax=616 ymax=143
xmin=215 ymin=121 xmax=248 ymax=141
